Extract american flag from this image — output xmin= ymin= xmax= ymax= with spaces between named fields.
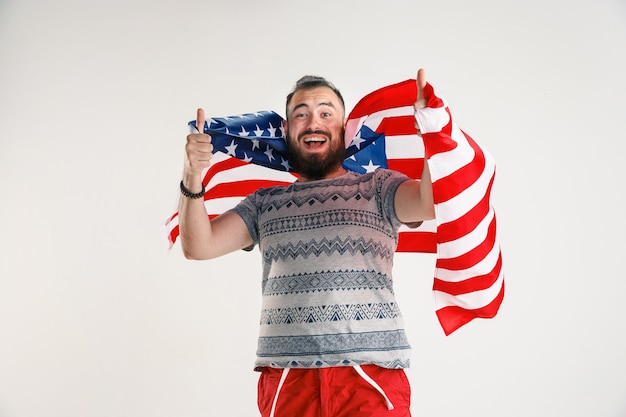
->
xmin=165 ymin=80 xmax=504 ymax=335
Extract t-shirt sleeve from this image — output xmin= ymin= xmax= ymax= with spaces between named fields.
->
xmin=228 ymin=194 xmax=260 ymax=248
xmin=377 ymin=169 xmax=414 ymax=230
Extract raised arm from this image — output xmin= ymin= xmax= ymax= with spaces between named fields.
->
xmin=394 ymin=69 xmax=435 ymax=224
xmin=178 ymin=108 xmax=254 ymax=260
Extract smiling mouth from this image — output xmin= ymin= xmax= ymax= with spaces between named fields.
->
xmin=298 ymin=134 xmax=328 ymax=150
xmin=296 ymin=128 xmax=331 ymax=150
xmin=304 ymin=136 xmax=327 ymax=144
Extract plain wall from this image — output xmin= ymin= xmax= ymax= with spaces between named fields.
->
xmin=1 ymin=0 xmax=625 ymax=416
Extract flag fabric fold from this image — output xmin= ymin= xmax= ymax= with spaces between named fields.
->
xmin=343 ymin=79 xmax=504 ymax=335
xmin=192 ymin=110 xmax=380 ymax=173
xmin=165 ymin=79 xmax=504 ymax=335
xmin=413 ymin=81 xmax=504 ymax=335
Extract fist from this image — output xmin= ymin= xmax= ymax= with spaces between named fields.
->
xmin=185 ymin=108 xmax=214 ymax=176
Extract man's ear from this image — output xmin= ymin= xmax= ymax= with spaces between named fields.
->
xmin=282 ymin=119 xmax=288 ymax=137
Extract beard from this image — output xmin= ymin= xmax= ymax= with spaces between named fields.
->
xmin=287 ymin=128 xmax=346 ymax=180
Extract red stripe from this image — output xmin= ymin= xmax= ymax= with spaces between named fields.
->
xmin=204 ymin=179 xmax=292 ymax=200
xmin=349 ymin=80 xmax=417 ymax=118
xmin=436 ymin=282 xmax=505 ymax=336
xmin=168 ymin=224 xmax=180 ymax=246
xmin=436 ymin=175 xmax=494 ymax=243
xmin=432 ymin=133 xmax=487 ymax=204
xmin=422 ymin=131 xmax=457 ymax=158
xmin=376 ymin=116 xmax=417 ymax=136
xmin=387 ymin=158 xmax=423 ymax=180
xmin=433 ymin=251 xmax=502 ymax=295
xmin=396 ymin=231 xmax=436 ymax=253
xmin=349 ymin=79 xmax=445 ymax=120
xmin=436 ymin=215 xmax=498 ymax=271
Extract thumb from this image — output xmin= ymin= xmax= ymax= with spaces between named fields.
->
xmin=414 ymin=68 xmax=428 ymax=111
xmin=196 ymin=108 xmax=206 ymax=133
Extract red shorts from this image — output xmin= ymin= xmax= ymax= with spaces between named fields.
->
xmin=257 ymin=365 xmax=411 ymax=417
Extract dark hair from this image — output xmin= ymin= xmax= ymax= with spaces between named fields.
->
xmin=285 ymin=75 xmax=345 ymax=118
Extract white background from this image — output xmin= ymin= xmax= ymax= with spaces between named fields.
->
xmin=1 ymin=0 xmax=625 ymax=416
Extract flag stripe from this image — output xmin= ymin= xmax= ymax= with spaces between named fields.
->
xmin=376 ymin=116 xmax=417 ymax=136
xmin=397 ymin=231 xmax=437 ymax=253
xmin=436 ymin=215 xmax=498 ymax=270
xmin=435 ymin=282 xmax=505 ymax=336
xmin=436 ymin=234 xmax=502 ymax=283
xmin=385 ymin=135 xmax=424 ymax=160
xmin=204 ymin=180 xmax=292 ymax=200
xmin=434 ymin=270 xmax=504 ymax=311
xmin=438 ymin=206 xmax=497 ymax=260
xmin=387 ymin=159 xmax=423 ymax=180
xmin=429 ymin=133 xmax=487 ymax=204
xmin=436 ymin=176 xmax=494 ymax=243
xmin=434 ymin=252 xmax=503 ymax=295
xmin=434 ymin=160 xmax=495 ymax=225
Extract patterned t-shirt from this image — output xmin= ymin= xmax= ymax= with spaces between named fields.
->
xmin=230 ymin=169 xmax=413 ymax=370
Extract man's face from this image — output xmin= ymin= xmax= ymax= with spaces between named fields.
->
xmin=285 ymin=86 xmax=346 ymax=181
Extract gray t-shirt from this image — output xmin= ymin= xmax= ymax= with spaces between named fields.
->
xmin=230 ymin=169 xmax=413 ymax=370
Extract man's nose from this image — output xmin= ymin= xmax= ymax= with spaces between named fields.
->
xmin=307 ymin=113 xmax=323 ymax=130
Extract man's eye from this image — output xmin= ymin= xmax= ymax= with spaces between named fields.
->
xmin=296 ymin=113 xmax=307 ymax=118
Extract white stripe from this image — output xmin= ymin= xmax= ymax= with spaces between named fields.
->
xmin=364 ymin=106 xmax=415 ymax=129
xmin=206 ymin=157 xmax=296 ymax=190
xmin=353 ymin=365 xmax=394 ymax=411
xmin=414 ymin=104 xmax=450 ymax=134
xmin=269 ymin=368 xmax=290 ymax=417
xmin=434 ymin=269 xmax=504 ymax=310
xmin=435 ymin=167 xmax=495 ymax=224
xmin=385 ymin=134 xmax=425 ymax=159
xmin=436 ymin=238 xmax=502 ymax=283
xmin=437 ymin=206 xmax=496 ymax=259
xmin=427 ymin=124 xmax=476 ymax=181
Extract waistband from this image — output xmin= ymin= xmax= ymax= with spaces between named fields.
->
xmin=268 ymin=366 xmax=394 ymax=417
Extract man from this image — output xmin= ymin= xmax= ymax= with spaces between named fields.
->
xmin=178 ymin=69 xmax=434 ymax=417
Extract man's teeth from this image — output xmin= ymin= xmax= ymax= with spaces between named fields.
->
xmin=305 ymin=137 xmax=326 ymax=143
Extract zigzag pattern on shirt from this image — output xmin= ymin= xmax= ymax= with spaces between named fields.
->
xmin=262 ymin=270 xmax=394 ymax=295
xmin=257 ymin=330 xmax=410 ymax=356
xmin=262 ymin=236 xmax=395 ymax=263
xmin=262 ymin=189 xmax=375 ymax=213
xmin=261 ymin=208 xmax=393 ymax=238
xmin=265 ymin=358 xmax=411 ymax=369
xmin=258 ymin=170 xmax=391 ymax=212
xmin=260 ymin=302 xmax=401 ymax=325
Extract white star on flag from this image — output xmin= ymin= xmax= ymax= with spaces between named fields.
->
xmin=362 ymin=160 xmax=380 ymax=172
xmin=225 ymin=140 xmax=238 ymax=157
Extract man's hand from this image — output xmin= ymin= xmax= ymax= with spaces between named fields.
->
xmin=184 ymin=108 xmax=214 ymax=180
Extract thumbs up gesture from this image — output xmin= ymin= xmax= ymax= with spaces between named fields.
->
xmin=185 ymin=108 xmax=214 ymax=178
